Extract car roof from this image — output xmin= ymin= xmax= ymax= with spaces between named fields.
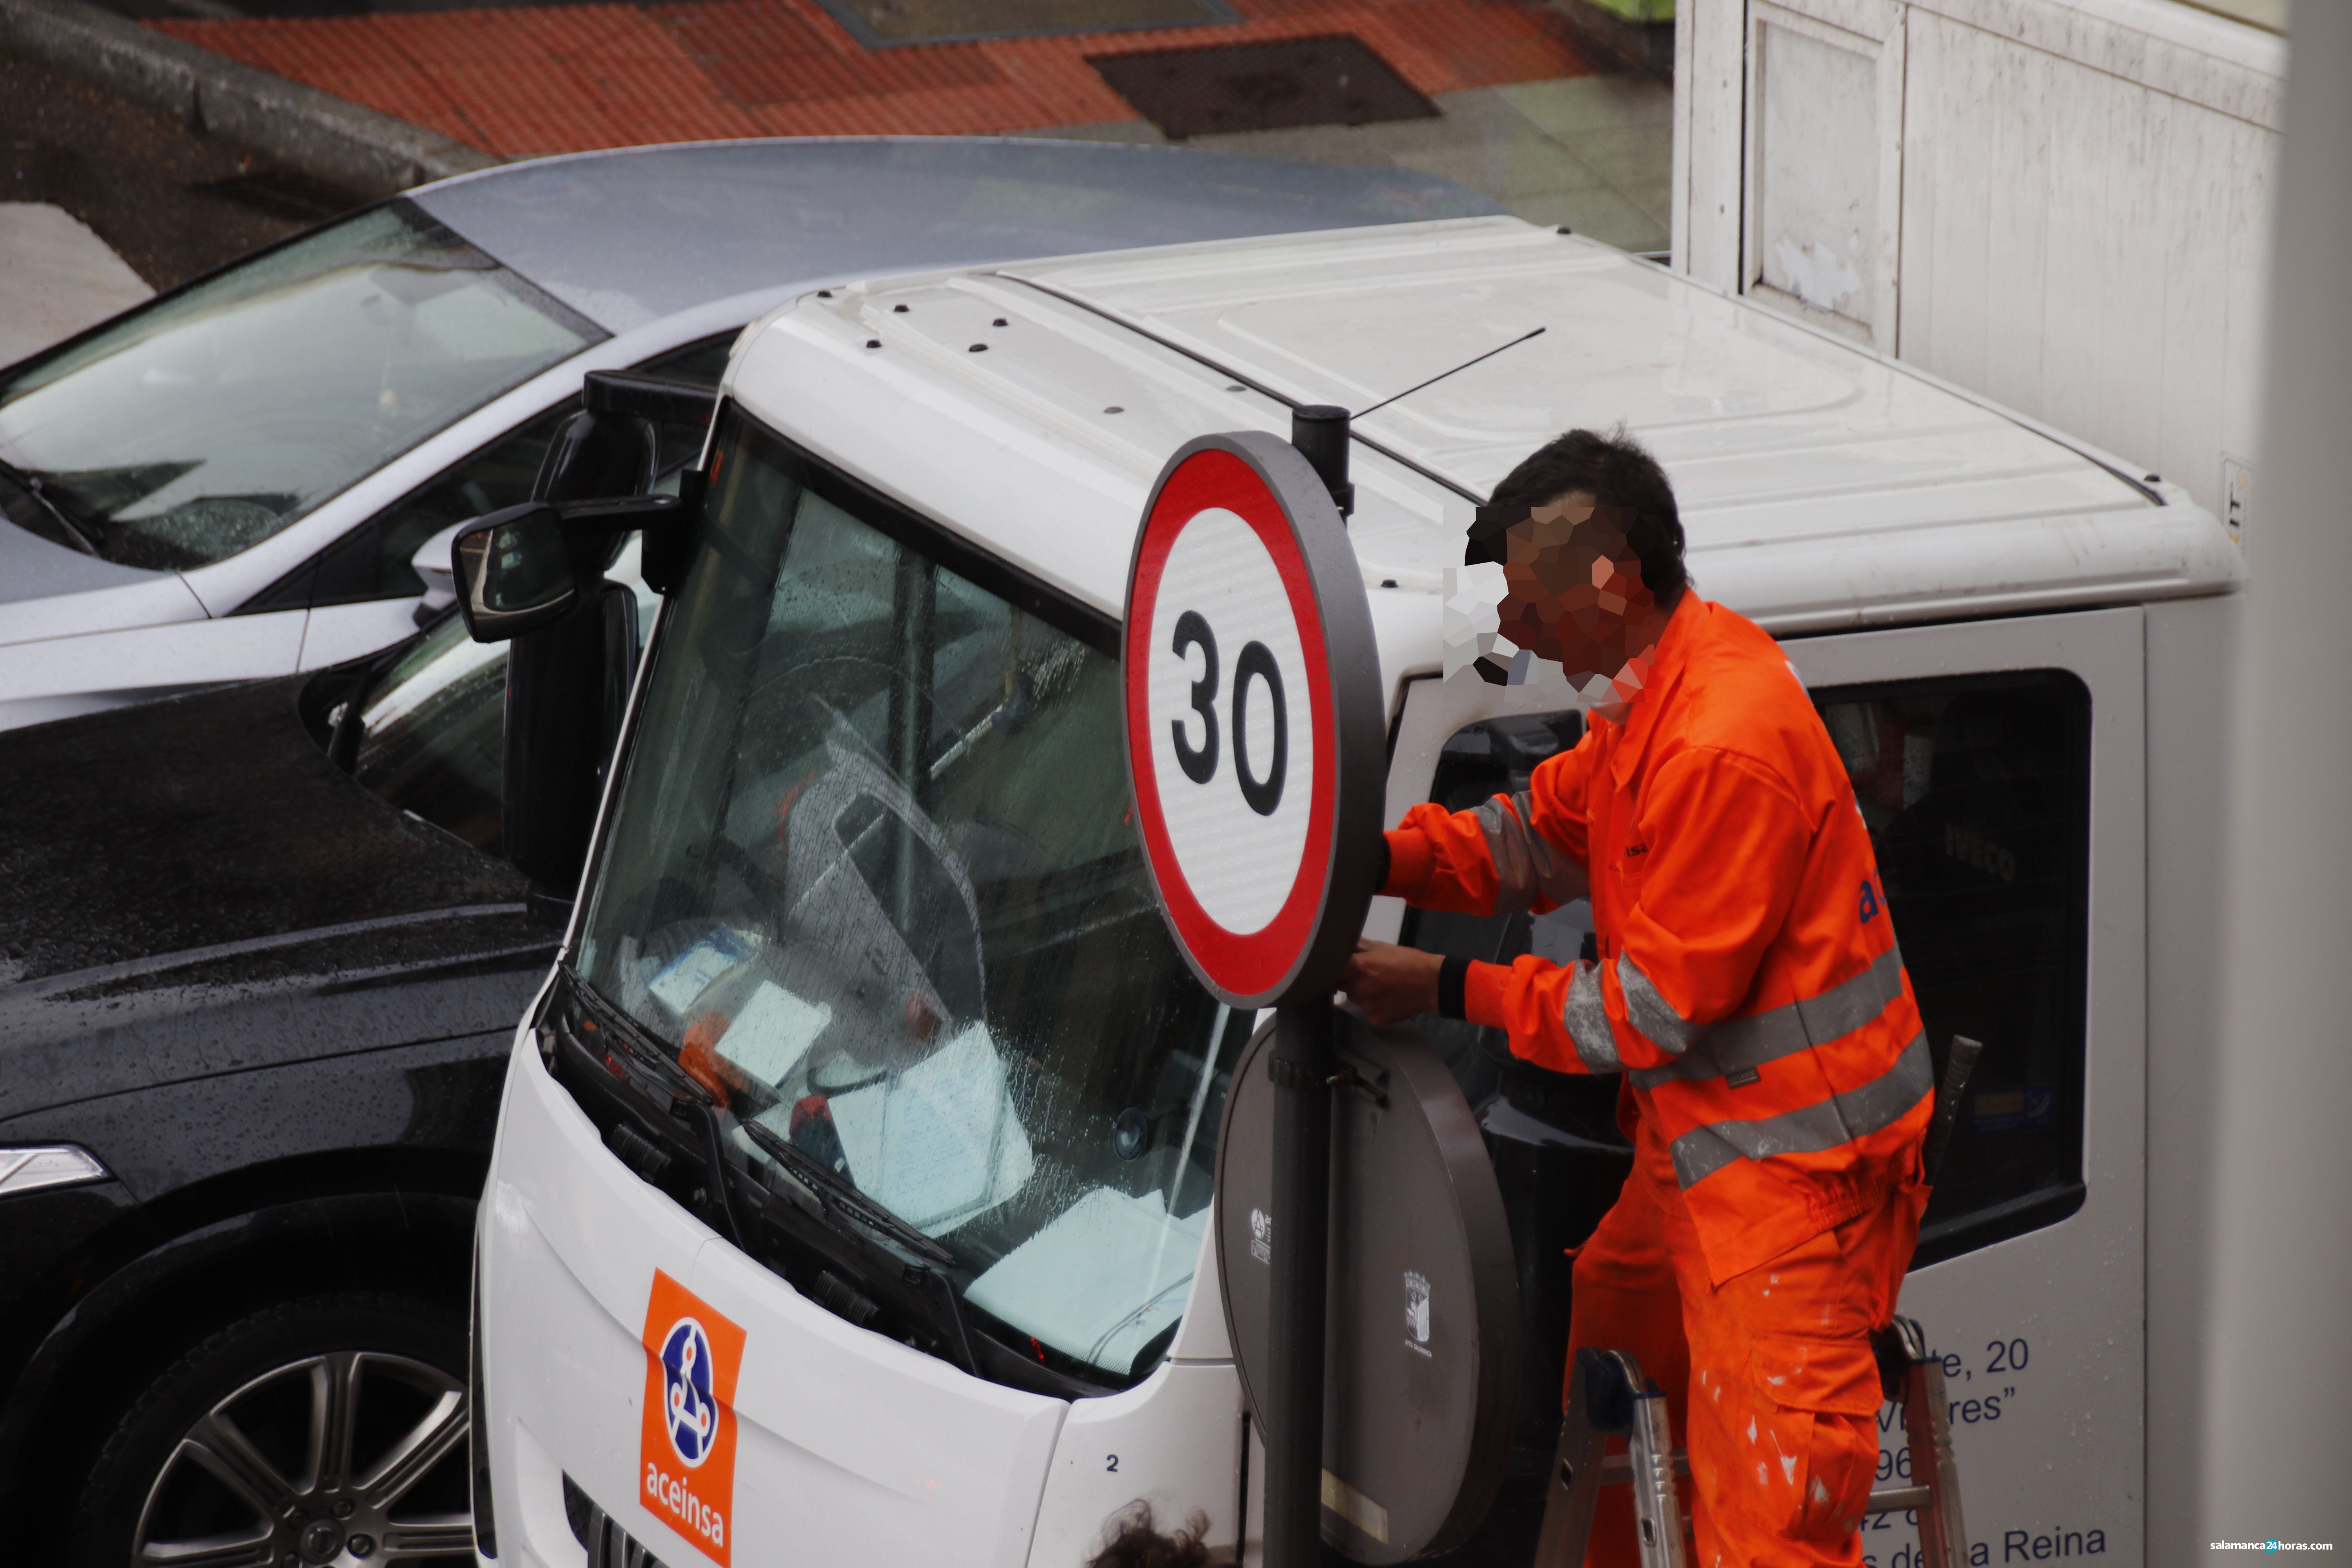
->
xmin=409 ymin=137 xmax=1503 ymax=333
xmin=727 ymin=216 xmax=2238 ymax=666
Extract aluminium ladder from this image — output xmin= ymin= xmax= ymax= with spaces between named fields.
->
xmin=1530 ymin=1318 xmax=1970 ymax=1568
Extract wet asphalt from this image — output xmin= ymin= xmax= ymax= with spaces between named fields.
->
xmin=2 ymin=51 xmax=368 ymax=290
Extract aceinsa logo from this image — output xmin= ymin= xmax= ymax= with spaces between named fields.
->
xmin=660 ymin=1318 xmax=720 ymax=1466
xmin=639 ymin=1271 xmax=746 ymax=1564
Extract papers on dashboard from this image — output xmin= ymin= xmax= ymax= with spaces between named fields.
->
xmin=717 ymin=981 xmax=832 ymax=1090
xmin=648 ymin=925 xmax=757 ymax=1016
xmin=829 ymin=1022 xmax=1033 ymax=1235
xmin=965 ymin=1186 xmax=1206 ymax=1372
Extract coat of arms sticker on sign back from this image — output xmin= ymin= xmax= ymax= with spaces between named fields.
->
xmin=640 ymin=1270 xmax=747 ymax=1564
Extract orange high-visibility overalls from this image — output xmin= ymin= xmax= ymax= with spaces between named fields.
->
xmin=1383 ymin=594 xmax=1932 ymax=1568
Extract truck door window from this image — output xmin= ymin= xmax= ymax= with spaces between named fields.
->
xmin=574 ymin=410 xmax=1245 ymax=1388
xmin=1399 ymin=708 xmax=1624 ymax=1140
xmin=1815 ymin=670 xmax=2092 ymax=1260
xmin=1406 ymin=669 xmax=2091 ymax=1266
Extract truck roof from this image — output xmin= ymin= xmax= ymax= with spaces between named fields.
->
xmin=726 ymin=216 xmax=2238 ymax=674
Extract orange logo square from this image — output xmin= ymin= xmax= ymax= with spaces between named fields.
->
xmin=639 ymin=1270 xmax=746 ymax=1565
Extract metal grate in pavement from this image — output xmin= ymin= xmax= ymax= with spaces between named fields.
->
xmin=1089 ymin=33 xmax=1436 ymax=138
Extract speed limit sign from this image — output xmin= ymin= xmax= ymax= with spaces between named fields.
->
xmin=1123 ymin=431 xmax=1388 ymax=1009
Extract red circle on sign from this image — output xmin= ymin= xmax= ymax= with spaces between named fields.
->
xmin=1126 ymin=447 xmax=1338 ymax=1004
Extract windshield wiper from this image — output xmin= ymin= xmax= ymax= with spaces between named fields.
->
xmin=735 ymin=1114 xmax=958 ymax=1270
xmin=730 ymin=1113 xmax=983 ymax=1374
xmin=557 ymin=973 xmax=1100 ymax=1392
xmin=0 ymin=456 xmax=103 ymax=557
xmin=564 ymin=968 xmax=956 ymax=1270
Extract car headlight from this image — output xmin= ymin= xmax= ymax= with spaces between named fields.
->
xmin=0 ymin=1146 xmax=109 ymax=1196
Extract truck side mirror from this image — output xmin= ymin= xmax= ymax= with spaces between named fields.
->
xmin=579 ymin=368 xmax=719 ymax=597
xmin=452 ymin=504 xmax=579 ymax=644
xmin=489 ymin=351 xmax=714 ymax=917
xmin=475 ymin=491 xmax=680 ymax=916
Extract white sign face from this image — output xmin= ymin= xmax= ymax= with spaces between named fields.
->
xmin=1126 ymin=432 xmax=1379 ymax=1009
xmin=1146 ymin=506 xmax=1316 ymax=936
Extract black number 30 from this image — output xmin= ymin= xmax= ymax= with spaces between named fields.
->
xmin=1171 ymin=611 xmax=1220 ymax=786
xmin=1168 ymin=610 xmax=1286 ymax=817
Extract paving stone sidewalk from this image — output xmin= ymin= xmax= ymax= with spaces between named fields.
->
xmin=0 ymin=202 xmax=151 ymax=363
xmin=147 ymin=0 xmax=1672 ymax=250
xmin=1020 ymin=72 xmax=1670 ymax=249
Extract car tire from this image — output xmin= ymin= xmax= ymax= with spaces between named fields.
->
xmin=70 ymin=1291 xmax=477 ymax=1568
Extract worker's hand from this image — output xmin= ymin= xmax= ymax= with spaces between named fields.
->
xmin=1342 ymin=940 xmax=1446 ymax=1026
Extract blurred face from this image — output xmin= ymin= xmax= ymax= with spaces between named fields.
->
xmin=1496 ymin=492 xmax=1657 ymax=685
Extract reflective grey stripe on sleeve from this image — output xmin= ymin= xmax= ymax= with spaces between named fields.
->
xmin=1515 ymin=790 xmax=1591 ymax=906
xmin=1475 ymin=795 xmax=1538 ymax=913
xmin=1668 ymin=1032 xmax=1933 ymax=1189
xmin=1617 ymin=953 xmax=1703 ymax=1058
xmin=1475 ymin=793 xmax=1588 ymax=913
xmin=1632 ymin=945 xmax=1908 ymax=1090
xmin=1561 ymin=960 xmax=1621 ymax=1072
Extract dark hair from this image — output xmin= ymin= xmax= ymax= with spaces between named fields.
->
xmin=1085 ymin=1504 xmax=1211 ymax=1568
xmin=1468 ymin=426 xmax=1687 ymax=604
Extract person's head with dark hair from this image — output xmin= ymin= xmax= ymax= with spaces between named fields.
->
xmin=1084 ymin=1504 xmax=1211 ymax=1568
xmin=1467 ymin=426 xmax=1687 ymax=706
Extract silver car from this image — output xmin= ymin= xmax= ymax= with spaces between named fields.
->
xmin=0 ymin=138 xmax=1494 ymax=730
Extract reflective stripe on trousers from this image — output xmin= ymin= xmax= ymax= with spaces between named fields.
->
xmin=1668 ymin=1031 xmax=1933 ymax=1189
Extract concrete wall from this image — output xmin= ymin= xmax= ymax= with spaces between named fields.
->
xmin=1670 ymin=0 xmax=2284 ymax=521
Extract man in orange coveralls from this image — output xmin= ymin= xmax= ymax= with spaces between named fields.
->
xmin=1343 ymin=429 xmax=1933 ymax=1568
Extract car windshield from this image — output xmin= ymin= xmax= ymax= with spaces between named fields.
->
xmin=0 ymin=200 xmax=602 ymax=572
xmin=575 ymin=409 xmax=1246 ymax=1387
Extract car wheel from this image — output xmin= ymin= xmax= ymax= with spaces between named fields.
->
xmin=72 ymin=1292 xmax=476 ymax=1568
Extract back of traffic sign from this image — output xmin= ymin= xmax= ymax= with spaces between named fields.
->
xmin=1122 ymin=431 xmax=1387 ymax=1009
xmin=1216 ymin=1011 xmax=1522 ymax=1563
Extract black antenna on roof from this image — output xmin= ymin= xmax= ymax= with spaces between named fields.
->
xmin=1354 ymin=327 xmax=1546 ymax=420
xmin=1289 ymin=328 xmax=1547 ymax=524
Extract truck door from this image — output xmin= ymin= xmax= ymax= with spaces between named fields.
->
xmin=1385 ymin=603 xmax=2141 ymax=1567
xmin=1788 ymin=607 xmax=2140 ymax=1568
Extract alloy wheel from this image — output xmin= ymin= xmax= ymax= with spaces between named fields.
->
xmin=131 ymin=1350 xmax=475 ymax=1566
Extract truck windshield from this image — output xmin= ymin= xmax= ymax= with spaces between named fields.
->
xmin=0 ymin=201 xmax=601 ymax=571
xmin=575 ymin=409 xmax=1245 ymax=1385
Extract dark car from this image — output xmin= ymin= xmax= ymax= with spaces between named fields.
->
xmin=0 ymin=588 xmax=563 ymax=1563
xmin=0 ymin=148 xmax=1504 ymax=1565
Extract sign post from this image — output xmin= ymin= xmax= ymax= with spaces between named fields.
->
xmin=1123 ymin=429 xmax=1386 ymax=1568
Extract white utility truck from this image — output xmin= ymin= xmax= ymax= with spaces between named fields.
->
xmin=467 ymin=216 xmax=2235 ymax=1568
